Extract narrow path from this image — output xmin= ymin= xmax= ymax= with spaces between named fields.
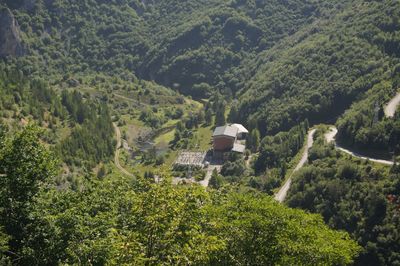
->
xmin=246 ymin=154 xmax=255 ymax=168
xmin=113 ymin=122 xmax=134 ymax=177
xmin=325 ymin=127 xmax=393 ymax=165
xmin=275 ymin=129 xmax=316 ymax=203
xmin=384 ymin=91 xmax=400 ymax=118
xmin=172 ymin=164 xmax=222 ymax=187
xmin=114 ymin=93 xmax=147 ymax=108
xmin=200 ymin=165 xmax=222 ymax=187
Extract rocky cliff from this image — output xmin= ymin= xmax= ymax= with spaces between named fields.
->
xmin=0 ymin=7 xmax=25 ymax=58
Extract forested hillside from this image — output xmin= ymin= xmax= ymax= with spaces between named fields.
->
xmin=1 ymin=0 xmax=400 ymax=265
xmin=5 ymin=0 xmax=399 ymax=136
xmin=2 ymin=0 xmax=349 ymax=97
xmin=287 ymin=129 xmax=400 ymax=265
xmin=0 ymin=126 xmax=360 ymax=265
xmin=236 ymin=0 xmax=400 ymax=134
xmin=0 ymin=62 xmax=114 ymax=184
xmin=336 ymin=80 xmax=400 ymax=157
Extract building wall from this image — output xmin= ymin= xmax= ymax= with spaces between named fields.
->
xmin=213 ymin=136 xmax=235 ymax=151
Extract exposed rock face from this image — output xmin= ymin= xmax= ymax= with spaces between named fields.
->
xmin=0 ymin=8 xmax=25 ymax=58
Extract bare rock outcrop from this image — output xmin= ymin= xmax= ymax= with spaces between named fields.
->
xmin=0 ymin=7 xmax=25 ymax=58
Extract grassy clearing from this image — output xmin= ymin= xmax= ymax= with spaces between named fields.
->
xmin=188 ymin=125 xmax=213 ymax=151
xmin=112 ymin=91 xmax=209 ymax=177
xmin=154 ymin=128 xmax=175 ymax=145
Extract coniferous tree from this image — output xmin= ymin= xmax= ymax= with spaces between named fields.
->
xmin=209 ymin=169 xmax=222 ymax=189
xmin=205 ymin=108 xmax=213 ymax=126
xmin=227 ymin=104 xmax=238 ymax=123
xmin=215 ymin=105 xmax=226 ymax=126
xmin=247 ymin=128 xmax=260 ymax=153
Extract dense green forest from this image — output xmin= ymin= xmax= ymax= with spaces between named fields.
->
xmin=287 ymin=129 xmax=400 ymax=265
xmin=336 ymin=80 xmax=400 ymax=157
xmin=0 ymin=127 xmax=360 ymax=265
xmin=1 ymin=0 xmax=400 ymax=265
xmin=3 ymin=0 xmax=335 ymax=97
xmin=0 ymin=62 xmax=114 ymax=185
xmin=236 ymin=1 xmax=400 ymax=134
xmin=4 ymin=0 xmax=399 ymax=135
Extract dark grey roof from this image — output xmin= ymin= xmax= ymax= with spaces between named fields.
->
xmin=213 ymin=125 xmax=238 ymax=138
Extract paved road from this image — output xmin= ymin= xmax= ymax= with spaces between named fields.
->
xmin=325 ymin=127 xmax=393 ymax=165
xmin=113 ymin=123 xmax=134 ymax=177
xmin=324 ymin=91 xmax=399 ymax=166
xmin=384 ymin=92 xmax=400 ymax=118
xmin=275 ymin=129 xmax=316 ymax=203
xmin=274 ymin=93 xmax=399 ymax=202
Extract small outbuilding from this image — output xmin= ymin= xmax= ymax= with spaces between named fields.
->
xmin=231 ymin=123 xmax=249 ymax=139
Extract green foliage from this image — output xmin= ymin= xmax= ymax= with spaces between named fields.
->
xmin=0 ymin=128 xmax=360 ymax=265
xmin=255 ymin=121 xmax=308 ymax=175
xmin=3 ymin=1 xmax=400 ymax=264
xmin=209 ymin=168 xmax=223 ymax=189
xmin=0 ymin=227 xmax=9 ymax=265
xmin=214 ymin=103 xmax=226 ymax=127
xmin=209 ymin=192 xmax=360 ymax=265
xmin=7 ymin=0 xmax=400 ymax=140
xmin=0 ymin=125 xmax=56 ymax=264
xmin=5 ymin=0 xmax=341 ymax=100
xmin=336 ymin=81 xmax=400 ymax=155
xmin=139 ymin=0 xmax=331 ymax=97
xmin=57 ymin=92 xmax=114 ymax=168
xmin=205 ymin=108 xmax=213 ymax=125
xmin=5 ymin=0 xmax=400 ymax=138
xmin=236 ymin=1 xmax=400 ymax=134
xmin=29 ymin=178 xmax=360 ymax=265
xmin=246 ymin=128 xmax=260 ymax=152
xmin=221 ymin=153 xmax=246 ymax=179
xmin=287 ymin=131 xmax=400 ymax=265
xmin=0 ymin=65 xmax=114 ymax=174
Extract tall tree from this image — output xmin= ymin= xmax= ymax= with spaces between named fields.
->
xmin=247 ymin=128 xmax=260 ymax=152
xmin=227 ymin=104 xmax=238 ymax=123
xmin=205 ymin=109 xmax=213 ymax=125
xmin=215 ymin=105 xmax=226 ymax=126
xmin=209 ymin=169 xmax=222 ymax=189
xmin=0 ymin=125 xmax=56 ymax=263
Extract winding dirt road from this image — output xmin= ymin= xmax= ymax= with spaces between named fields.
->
xmin=113 ymin=122 xmax=134 ymax=177
xmin=275 ymin=129 xmax=316 ymax=203
xmin=384 ymin=92 xmax=400 ymax=118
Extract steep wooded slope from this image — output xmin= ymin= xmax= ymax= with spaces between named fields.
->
xmin=3 ymin=0 xmax=347 ymax=98
xmin=235 ymin=0 xmax=400 ymax=135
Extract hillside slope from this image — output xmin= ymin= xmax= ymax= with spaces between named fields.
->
xmin=2 ymin=0 xmax=348 ymax=98
xmin=236 ymin=0 xmax=400 ymax=135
